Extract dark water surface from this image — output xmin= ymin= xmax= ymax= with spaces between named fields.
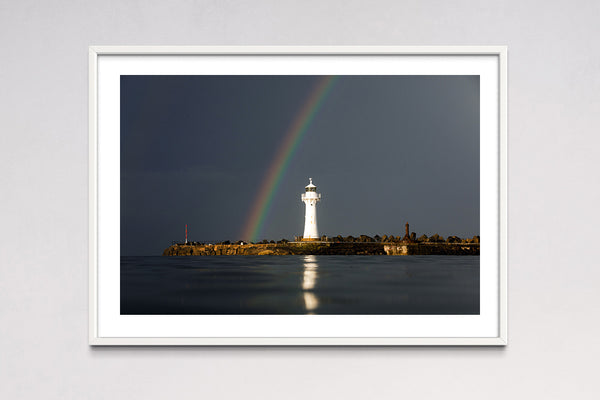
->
xmin=121 ymin=255 xmax=479 ymax=315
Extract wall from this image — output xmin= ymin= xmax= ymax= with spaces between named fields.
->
xmin=1 ymin=1 xmax=599 ymax=399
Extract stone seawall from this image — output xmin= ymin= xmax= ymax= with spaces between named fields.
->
xmin=162 ymin=242 xmax=479 ymax=256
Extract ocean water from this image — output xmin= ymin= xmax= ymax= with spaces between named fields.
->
xmin=121 ymin=255 xmax=479 ymax=315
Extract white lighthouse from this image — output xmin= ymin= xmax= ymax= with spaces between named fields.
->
xmin=301 ymin=178 xmax=321 ymax=241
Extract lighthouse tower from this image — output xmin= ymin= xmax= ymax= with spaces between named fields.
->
xmin=301 ymin=178 xmax=321 ymax=241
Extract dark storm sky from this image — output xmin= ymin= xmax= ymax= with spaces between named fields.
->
xmin=121 ymin=75 xmax=480 ymax=256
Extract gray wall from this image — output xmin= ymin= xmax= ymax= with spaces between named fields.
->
xmin=1 ymin=1 xmax=599 ymax=399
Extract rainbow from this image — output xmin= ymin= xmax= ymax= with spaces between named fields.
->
xmin=241 ymin=76 xmax=338 ymax=242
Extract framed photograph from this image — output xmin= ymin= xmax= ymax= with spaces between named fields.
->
xmin=89 ymin=46 xmax=507 ymax=345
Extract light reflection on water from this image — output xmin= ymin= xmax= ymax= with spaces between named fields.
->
xmin=302 ymin=255 xmax=319 ymax=313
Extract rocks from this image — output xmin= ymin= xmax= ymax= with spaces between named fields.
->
xmin=162 ymin=241 xmax=480 ymax=256
xmin=258 ymin=250 xmax=275 ymax=255
xmin=446 ymin=235 xmax=461 ymax=243
xmin=358 ymin=235 xmax=375 ymax=242
xmin=428 ymin=233 xmax=445 ymax=243
xmin=162 ymin=230 xmax=481 ymax=255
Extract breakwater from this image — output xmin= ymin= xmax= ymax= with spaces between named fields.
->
xmin=162 ymin=242 xmax=479 ymax=256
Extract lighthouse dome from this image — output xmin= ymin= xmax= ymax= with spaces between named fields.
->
xmin=305 ymin=178 xmax=317 ymax=192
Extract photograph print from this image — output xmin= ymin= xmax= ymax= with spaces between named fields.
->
xmin=120 ymin=74 xmax=481 ymax=316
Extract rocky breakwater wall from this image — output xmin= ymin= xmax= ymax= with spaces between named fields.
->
xmin=163 ymin=242 xmax=479 ymax=256
xmin=162 ymin=243 xmax=294 ymax=256
xmin=162 ymin=242 xmax=386 ymax=256
xmin=383 ymin=243 xmax=480 ymax=255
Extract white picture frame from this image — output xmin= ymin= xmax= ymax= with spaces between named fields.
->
xmin=89 ymin=46 xmax=507 ymax=346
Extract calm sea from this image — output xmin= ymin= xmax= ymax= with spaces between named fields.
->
xmin=121 ymin=255 xmax=479 ymax=315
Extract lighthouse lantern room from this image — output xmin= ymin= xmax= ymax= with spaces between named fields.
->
xmin=301 ymin=178 xmax=321 ymax=241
